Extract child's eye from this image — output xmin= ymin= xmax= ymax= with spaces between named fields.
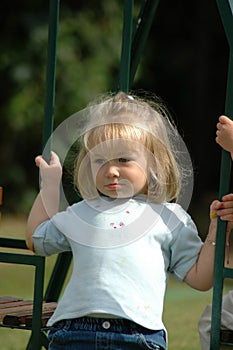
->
xmin=95 ymin=159 xmax=106 ymax=164
xmin=118 ymin=157 xmax=130 ymax=163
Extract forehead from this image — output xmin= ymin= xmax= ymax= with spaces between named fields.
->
xmin=89 ymin=138 xmax=146 ymax=158
xmin=85 ymin=123 xmax=147 ymax=147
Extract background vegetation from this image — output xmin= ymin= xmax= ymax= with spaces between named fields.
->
xmin=0 ymin=0 xmax=230 ymax=234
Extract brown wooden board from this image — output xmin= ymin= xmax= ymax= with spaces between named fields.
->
xmin=2 ymin=302 xmax=57 ymax=326
xmin=0 ymin=297 xmax=23 ymax=304
xmin=0 ymin=300 xmax=32 ymax=309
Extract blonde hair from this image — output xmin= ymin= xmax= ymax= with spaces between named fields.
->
xmin=74 ymin=91 xmax=184 ymax=203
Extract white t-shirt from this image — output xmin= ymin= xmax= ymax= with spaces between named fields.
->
xmin=33 ymin=195 xmax=202 ymax=330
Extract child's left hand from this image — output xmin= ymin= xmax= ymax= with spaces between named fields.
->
xmin=210 ymin=193 xmax=233 ymax=220
xmin=210 ymin=194 xmax=233 ymax=264
xmin=210 ymin=193 xmax=233 ymax=233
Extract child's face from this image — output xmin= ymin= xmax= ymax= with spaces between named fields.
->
xmin=89 ymin=139 xmax=148 ymax=198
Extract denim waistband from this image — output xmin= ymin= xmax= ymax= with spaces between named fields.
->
xmin=54 ymin=317 xmax=160 ymax=335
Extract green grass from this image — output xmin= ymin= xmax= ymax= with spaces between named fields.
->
xmin=1 ymin=216 xmax=233 ymax=349
xmin=164 ymin=278 xmax=212 ymax=349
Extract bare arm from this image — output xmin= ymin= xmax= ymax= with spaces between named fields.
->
xmin=26 ymin=152 xmax=62 ymax=251
xmin=187 ymin=116 xmax=233 ymax=290
xmin=184 ymin=194 xmax=233 ymax=291
xmin=187 ymin=115 xmax=233 ymax=290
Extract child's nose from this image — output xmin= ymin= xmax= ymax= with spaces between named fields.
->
xmin=105 ymin=161 xmax=119 ymax=177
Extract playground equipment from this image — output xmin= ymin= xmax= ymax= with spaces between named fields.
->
xmin=0 ymin=1 xmax=159 ymax=349
xmin=0 ymin=0 xmax=233 ymax=349
xmin=210 ymin=0 xmax=233 ymax=348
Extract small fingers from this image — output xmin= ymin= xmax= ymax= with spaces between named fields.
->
xmin=216 ymin=122 xmax=221 ymax=131
xmin=210 ymin=200 xmax=222 ymax=220
xmin=35 ymin=155 xmax=44 ymax=168
xmin=50 ymin=151 xmax=60 ymax=165
xmin=215 ymin=199 xmax=233 ymax=221
xmin=218 ymin=213 xmax=233 ymax=222
xmin=35 ymin=152 xmax=60 ymax=168
xmin=210 ymin=199 xmax=222 ymax=212
xmin=218 ymin=115 xmax=231 ymax=125
xmin=210 ymin=197 xmax=233 ymax=221
xmin=221 ymin=193 xmax=233 ymax=202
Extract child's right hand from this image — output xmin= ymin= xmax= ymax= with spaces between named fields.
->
xmin=216 ymin=115 xmax=233 ymax=157
xmin=35 ymin=151 xmax=62 ymax=189
xmin=211 ymin=194 xmax=233 ymax=223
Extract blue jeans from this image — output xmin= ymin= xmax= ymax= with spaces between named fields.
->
xmin=48 ymin=317 xmax=167 ymax=350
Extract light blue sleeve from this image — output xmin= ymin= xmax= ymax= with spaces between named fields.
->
xmin=32 ymin=219 xmax=71 ymax=256
xmin=168 ymin=215 xmax=203 ymax=281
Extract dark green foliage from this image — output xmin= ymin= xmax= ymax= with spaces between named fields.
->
xmin=0 ymin=1 xmax=124 ymax=212
xmin=0 ymin=1 xmax=229 ymax=215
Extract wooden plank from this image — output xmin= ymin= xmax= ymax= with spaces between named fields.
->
xmin=0 ymin=297 xmax=23 ymax=304
xmin=0 ymin=302 xmax=33 ymax=322
xmin=0 ymin=300 xmax=32 ymax=309
xmin=26 ymin=309 xmax=55 ymax=327
xmin=2 ymin=302 xmax=57 ymax=326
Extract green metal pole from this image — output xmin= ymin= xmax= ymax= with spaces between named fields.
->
xmin=26 ymin=2 xmax=60 ymax=348
xmin=29 ymin=257 xmax=45 ymax=350
xmin=42 ymin=0 xmax=60 ymax=161
xmin=216 ymin=0 xmax=233 ymax=49
xmin=115 ymin=0 xmax=159 ymax=92
xmin=210 ymin=1 xmax=233 ymax=348
xmin=117 ymin=0 xmax=134 ymax=93
xmin=130 ymin=0 xmax=160 ymax=85
xmin=210 ymin=155 xmax=231 ymax=348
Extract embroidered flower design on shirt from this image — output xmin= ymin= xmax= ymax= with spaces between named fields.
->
xmin=109 ymin=222 xmax=125 ymax=229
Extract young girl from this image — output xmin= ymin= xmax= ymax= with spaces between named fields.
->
xmin=26 ymin=93 xmax=233 ymax=350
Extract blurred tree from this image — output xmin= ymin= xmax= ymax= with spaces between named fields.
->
xmin=0 ymin=0 xmax=124 ymax=212
xmin=0 ymin=0 xmax=229 ymax=222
